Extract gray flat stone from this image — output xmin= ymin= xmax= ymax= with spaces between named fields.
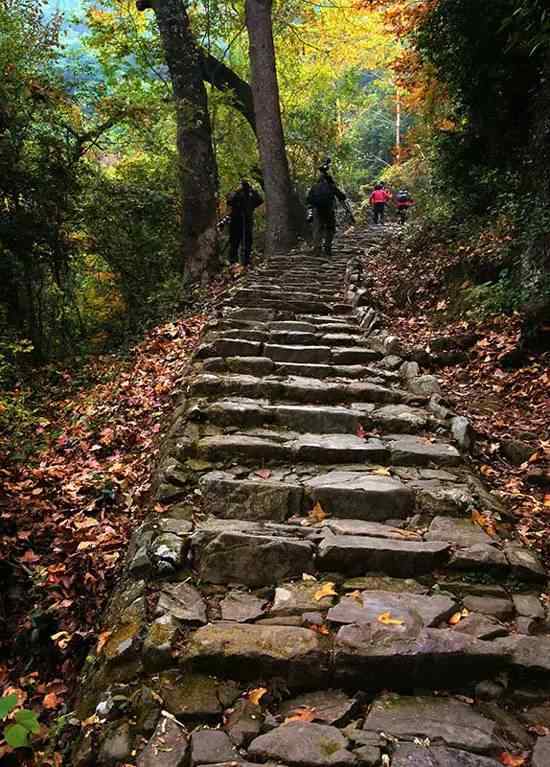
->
xmin=391 ymin=744 xmax=501 ymax=766
xmin=512 ymin=593 xmax=544 ymax=619
xmin=205 ymin=338 xmax=262 ymax=358
xmin=155 ymin=583 xmax=207 ymax=624
xmin=342 ymin=576 xmax=426 ymax=594
xmin=318 ymin=535 xmax=449 ymax=577
xmin=452 ymin=613 xmax=509 ymax=640
xmin=291 ymin=434 xmax=388 ymax=464
xmin=426 ymin=517 xmax=493 ymax=546
xmin=137 ymin=717 xmax=188 ymax=767
xmin=304 ymin=472 xmax=414 ymax=521
xmin=194 ymin=531 xmax=315 ymax=587
xmin=327 ymin=591 xmax=456 ymax=628
xmin=322 ymin=519 xmax=422 ymax=541
xmin=195 ymin=434 xmax=288 ymax=462
xmin=462 ymin=595 xmax=514 ymax=620
xmin=225 ymin=356 xmax=275 ymax=376
xmin=371 ymin=404 xmax=429 ymax=433
xmin=363 ymin=694 xmax=499 ymax=754
xmin=190 ymin=373 xmax=262 ymax=400
xmin=184 ymin=623 xmax=327 ymax=687
xmin=278 ymin=690 xmax=358 ymax=726
xmin=265 ymin=344 xmax=331 ymax=363
xmin=533 ymin=736 xmax=550 ymax=767
xmin=190 ymin=729 xmax=238 ymax=766
xmin=332 ymin=347 xmax=380 ymax=365
xmin=450 ymin=544 xmax=508 ymax=572
xmin=157 ymin=671 xmax=239 ymax=718
xmin=220 ymin=590 xmax=267 ymax=622
xmin=408 ymin=374 xmax=441 ymax=397
xmin=493 ymin=635 xmax=550 ymax=676
xmin=389 ymin=437 xmax=461 ymax=467
xmin=248 ymin=721 xmax=356 ymax=766
xmin=270 ymin=404 xmax=358 ymax=434
xmin=270 ymin=581 xmax=337 ymax=617
xmin=504 ymin=543 xmax=546 ymax=582
xmin=200 ymin=471 xmax=303 ymax=522
xmin=148 ymin=533 xmax=188 ymax=575
xmin=224 ymin=699 xmax=262 ymax=746
xmin=412 ymin=481 xmax=473 ymax=515
xmin=334 ymin=625 xmax=510 ymax=688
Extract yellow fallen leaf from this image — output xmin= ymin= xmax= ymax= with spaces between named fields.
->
xmin=377 ymin=611 xmax=404 ymax=626
xmin=96 ymin=630 xmax=113 ymax=654
xmin=448 ymin=608 xmax=469 ymax=626
xmin=371 ymin=466 xmax=391 ymax=476
xmin=284 ymin=706 xmax=317 ymax=724
xmin=471 ymin=509 xmax=496 ymax=537
xmin=248 ymin=687 xmax=267 ymax=705
xmin=314 ymin=582 xmax=338 ymax=601
xmin=499 ymin=752 xmax=527 ymax=767
xmin=308 ymin=501 xmax=327 ymax=523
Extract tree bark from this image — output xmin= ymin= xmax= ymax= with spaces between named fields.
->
xmin=199 ymin=50 xmax=256 ymax=135
xmin=245 ymin=0 xmax=296 ymax=255
xmin=137 ymin=0 xmax=219 ymax=283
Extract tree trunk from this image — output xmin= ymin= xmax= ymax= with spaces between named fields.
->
xmin=245 ymin=0 xmax=296 ymax=255
xmin=199 ymin=50 xmax=256 ymax=135
xmin=137 ymin=0 xmax=219 ymax=283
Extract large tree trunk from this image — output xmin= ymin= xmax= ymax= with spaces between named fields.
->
xmin=137 ymin=0 xmax=219 ymax=283
xmin=245 ymin=0 xmax=296 ymax=255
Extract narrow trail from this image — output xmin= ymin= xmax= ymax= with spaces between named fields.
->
xmin=74 ymin=229 xmax=549 ymax=767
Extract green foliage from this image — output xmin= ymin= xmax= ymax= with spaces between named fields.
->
xmin=0 ymin=694 xmax=41 ymax=750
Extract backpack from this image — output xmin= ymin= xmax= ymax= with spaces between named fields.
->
xmin=396 ymin=190 xmax=409 ymax=203
xmin=308 ymin=179 xmax=334 ymax=208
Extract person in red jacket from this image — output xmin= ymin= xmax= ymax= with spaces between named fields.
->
xmin=369 ymin=182 xmax=392 ymax=225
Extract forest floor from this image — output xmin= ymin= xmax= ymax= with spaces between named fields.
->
xmin=363 ymin=222 xmax=550 ymax=565
xmin=0 ymin=268 xmax=243 ymax=764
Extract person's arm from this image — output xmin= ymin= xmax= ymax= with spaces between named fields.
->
xmin=251 ymin=189 xmax=263 ymax=208
xmin=334 ymin=185 xmax=347 ymax=203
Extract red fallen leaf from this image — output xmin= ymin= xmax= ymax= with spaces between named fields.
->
xmin=356 ymin=423 xmax=367 ymax=439
xmin=255 ymin=468 xmax=272 ymax=480
xmin=20 ymin=549 xmax=40 ymax=564
xmin=43 ymin=692 xmax=61 ymax=709
xmin=499 ymin=753 xmax=527 ymax=767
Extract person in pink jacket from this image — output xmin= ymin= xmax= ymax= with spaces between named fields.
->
xmin=369 ymin=183 xmax=392 ymax=225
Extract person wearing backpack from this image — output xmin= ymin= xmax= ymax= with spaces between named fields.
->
xmin=394 ymin=189 xmax=415 ymax=224
xmin=306 ymin=162 xmax=347 ymax=257
xmin=369 ymin=182 xmax=392 ymax=225
xmin=226 ymin=179 xmax=263 ymax=266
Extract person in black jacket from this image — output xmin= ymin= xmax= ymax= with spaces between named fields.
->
xmin=226 ymin=179 xmax=263 ymax=266
xmin=306 ymin=162 xmax=347 ymax=257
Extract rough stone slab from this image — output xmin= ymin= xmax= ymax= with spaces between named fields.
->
xmin=292 ymin=434 xmax=388 ymax=464
xmin=225 ymin=356 xmax=275 ymax=376
xmin=504 ymin=543 xmax=546 ymax=582
xmin=331 ymin=347 xmax=380 ymax=365
xmin=155 ymin=583 xmax=207 ymax=624
xmin=533 ymin=736 xmax=550 ymax=767
xmin=248 ymin=722 xmax=356 ymax=767
xmin=137 ymin=717 xmax=188 ymax=767
xmin=260 ymin=376 xmax=406 ymax=406
xmin=450 ymin=544 xmax=508 ymax=572
xmin=370 ymin=404 xmax=429 ymax=433
xmin=362 ymin=694 xmax=499 ymax=754
xmin=143 ymin=614 xmax=179 ymax=671
xmin=391 ymin=745 xmax=502 ymax=767
xmin=184 ymin=623 xmax=328 ymax=686
xmin=157 ymin=671 xmax=239 ymax=718
xmin=327 ymin=590 xmax=456 ymax=628
xmin=194 ymin=434 xmax=289 ymax=462
xmin=201 ymin=399 xmax=268 ymax=428
xmin=334 ymin=625 xmax=510 ymax=688
xmin=274 ymin=362 xmax=335 ymax=379
xmin=321 ymin=519 xmax=422 ymax=541
xmin=412 ymin=481 xmax=474 ymax=515
xmin=206 ymin=338 xmax=262 ymax=358
xmin=493 ymin=635 xmax=550 ymax=676
xmin=200 ymin=471 xmax=303 ymax=522
xmin=270 ymin=404 xmax=359 ymax=434
xmin=264 ymin=344 xmax=331 ymax=363
xmin=304 ymin=471 xmax=414 ymax=521
xmin=220 ymin=590 xmax=267 ymax=622
xmin=270 ymin=581 xmax=337 ymax=617
xmin=389 ymin=437 xmax=461 ymax=467
xmin=224 ymin=698 xmax=262 ymax=746
xmin=190 ymin=729 xmax=239 ymax=766
xmin=451 ymin=613 xmax=509 ymax=640
xmin=268 ymin=331 xmax=320 ymax=345
xmin=462 ymin=595 xmax=514 ymax=620
xmin=194 ymin=531 xmax=315 ymax=587
xmin=278 ymin=690 xmax=358 ymax=726
xmin=512 ymin=593 xmax=544 ymax=619
xmin=426 ymin=517 xmax=493 ymax=546
xmin=190 ymin=374 xmax=262 ymax=400
xmin=318 ymin=535 xmax=449 ymax=577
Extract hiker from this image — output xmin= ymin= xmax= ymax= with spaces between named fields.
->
xmin=306 ymin=160 xmax=347 ymax=257
xmin=226 ymin=179 xmax=263 ymax=266
xmin=394 ymin=188 xmax=415 ymax=224
xmin=369 ymin=182 xmax=392 ymax=225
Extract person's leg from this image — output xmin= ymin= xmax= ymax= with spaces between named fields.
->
xmin=312 ymin=210 xmax=322 ymax=255
xmin=380 ymin=203 xmax=385 ymax=225
xmin=324 ymin=212 xmax=335 ymax=256
xmin=242 ymin=220 xmax=253 ymax=266
xmin=229 ymin=218 xmax=241 ymax=263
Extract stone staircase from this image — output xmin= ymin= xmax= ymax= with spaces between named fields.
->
xmin=74 ymin=230 xmax=550 ymax=767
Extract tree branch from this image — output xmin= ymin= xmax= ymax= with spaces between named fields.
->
xmin=198 ymin=49 xmax=256 ymax=134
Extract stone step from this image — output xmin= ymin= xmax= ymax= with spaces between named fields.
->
xmin=201 ymin=357 xmax=396 ymax=381
xmin=190 ymin=398 xmax=434 ymax=436
xmin=189 ymin=373 xmax=410 ymax=406
xmin=183 ymin=431 xmax=460 ymax=468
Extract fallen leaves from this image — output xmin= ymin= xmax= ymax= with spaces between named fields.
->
xmin=255 ymin=468 xmax=272 ymax=480
xmin=284 ymin=706 xmax=317 ymax=724
xmin=314 ymin=582 xmax=338 ymax=601
xmin=371 ymin=466 xmax=392 ymax=476
xmin=448 ymin=608 xmax=469 ymax=626
xmin=377 ymin=611 xmax=405 ymax=626
xmin=308 ymin=501 xmax=327 ymax=523
xmin=471 ymin=510 xmax=496 ymax=537
xmin=498 ymin=753 xmax=527 ymax=767
xmin=247 ymin=687 xmax=267 ymax=705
